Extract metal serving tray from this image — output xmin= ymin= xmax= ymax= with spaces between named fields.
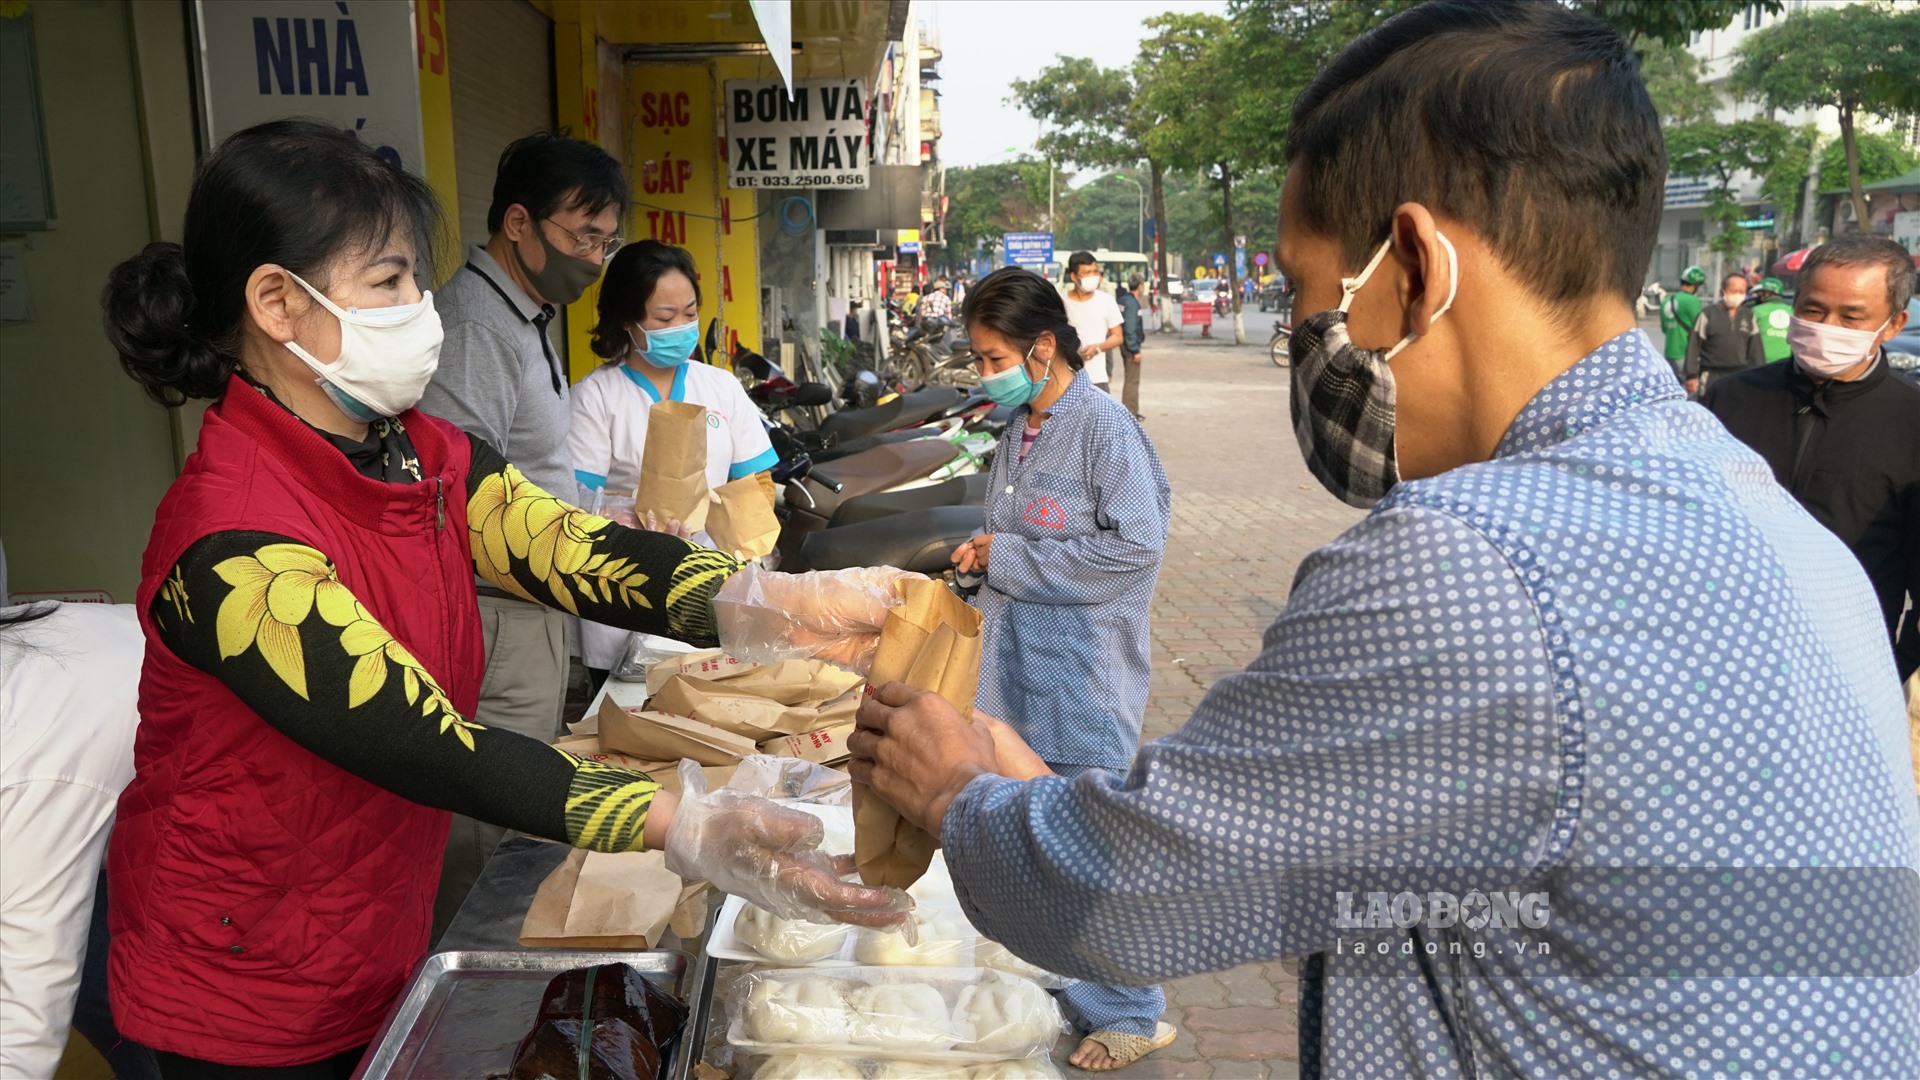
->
xmin=352 ymin=948 xmax=700 ymax=1080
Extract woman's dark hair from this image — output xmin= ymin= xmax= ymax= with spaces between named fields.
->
xmin=589 ymin=241 xmax=702 ymax=360
xmin=487 ymin=132 xmax=628 ymax=236
xmin=0 ymin=601 xmax=58 ymax=632
xmin=102 ymin=119 xmax=444 ymax=407
xmin=961 ymin=268 xmax=1084 ymax=371
xmin=1287 ymin=0 xmax=1663 ymax=313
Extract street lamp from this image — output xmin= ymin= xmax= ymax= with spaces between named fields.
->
xmin=1111 ymin=174 xmax=1144 ymax=254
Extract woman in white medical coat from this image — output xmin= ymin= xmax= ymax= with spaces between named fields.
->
xmin=568 ymin=240 xmax=778 ymax=682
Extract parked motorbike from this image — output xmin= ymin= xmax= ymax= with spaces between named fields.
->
xmin=1636 ymin=281 xmax=1668 ymax=320
xmin=1269 ymin=319 xmax=1293 ymax=368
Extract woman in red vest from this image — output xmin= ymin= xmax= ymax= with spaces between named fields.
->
xmin=99 ymin=120 xmax=905 ymax=1077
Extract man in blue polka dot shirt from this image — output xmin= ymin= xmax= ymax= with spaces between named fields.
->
xmin=851 ymin=2 xmax=1920 ymax=1076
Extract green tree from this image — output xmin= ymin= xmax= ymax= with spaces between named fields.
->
xmin=1665 ymin=118 xmax=1791 ymax=259
xmin=1061 ymin=170 xmax=1151 ymax=254
xmin=1011 ymin=60 xmax=1172 ymax=290
xmin=1637 ymin=39 xmax=1717 ymax=126
xmin=1575 ymin=0 xmax=1780 ymax=46
xmin=1760 ymin=125 xmax=1820 ymax=250
xmin=942 ymin=160 xmax=1059 ymax=268
xmin=1816 ymin=129 xmax=1917 ymax=194
xmin=1733 ymin=2 xmax=1920 ymax=231
xmin=1137 ymin=11 xmax=1261 ymax=340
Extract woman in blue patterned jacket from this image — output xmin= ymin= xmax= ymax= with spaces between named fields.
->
xmin=949 ymin=267 xmax=1174 ymax=1070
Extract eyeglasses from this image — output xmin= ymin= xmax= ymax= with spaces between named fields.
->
xmin=542 ymin=218 xmax=624 ymax=259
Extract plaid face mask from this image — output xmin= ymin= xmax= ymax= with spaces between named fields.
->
xmin=1287 ymin=234 xmax=1457 ymax=508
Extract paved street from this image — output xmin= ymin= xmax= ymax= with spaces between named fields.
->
xmin=1079 ymin=328 xmax=1366 ymax=1078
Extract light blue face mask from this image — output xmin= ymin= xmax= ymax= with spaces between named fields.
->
xmin=630 ymin=321 xmax=699 ymax=367
xmin=979 ymin=341 xmax=1050 ymax=407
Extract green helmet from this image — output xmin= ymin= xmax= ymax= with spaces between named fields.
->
xmin=1680 ymin=266 xmax=1707 ymax=285
xmin=1758 ymin=277 xmax=1784 ymax=294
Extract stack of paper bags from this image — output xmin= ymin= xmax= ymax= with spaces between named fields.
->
xmin=855 ymin=578 xmax=984 ymax=890
xmin=598 ymin=655 xmax=866 ymax=767
xmin=518 ymin=847 xmax=691 ymax=949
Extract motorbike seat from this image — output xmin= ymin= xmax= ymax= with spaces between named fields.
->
xmin=799 ymin=505 xmax=986 ymax=573
xmin=787 ymin=438 xmax=963 ymax=521
xmin=827 ymin=473 xmax=989 ymax=529
xmin=818 ymin=387 xmax=967 ymax=443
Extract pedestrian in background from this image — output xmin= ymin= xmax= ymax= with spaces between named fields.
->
xmin=920 ymin=277 xmax=953 ymax=321
xmin=951 ymin=267 xmax=1174 ymax=1070
xmin=1116 ymin=272 xmax=1147 ymax=419
xmin=1684 ymin=271 xmax=1763 ymax=396
xmin=418 ymin=132 xmax=630 ymax=937
xmin=1660 ymin=264 xmax=1705 ymax=378
xmin=568 ymin=240 xmax=779 ymax=689
xmin=1061 ymin=251 xmax=1124 ymax=393
xmin=1750 ymin=276 xmax=1793 ymax=362
xmin=1704 ymin=236 xmax=1919 ymax=679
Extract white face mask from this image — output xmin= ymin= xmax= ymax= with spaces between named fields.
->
xmin=1786 ymin=314 xmax=1887 ymax=379
xmin=1079 ymin=273 xmax=1102 ymax=292
xmin=283 ymin=271 xmax=443 ymax=421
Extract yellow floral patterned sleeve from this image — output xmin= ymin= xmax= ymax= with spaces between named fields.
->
xmin=150 ymin=533 xmax=660 ymax=853
xmin=463 ymin=435 xmax=741 ymax=646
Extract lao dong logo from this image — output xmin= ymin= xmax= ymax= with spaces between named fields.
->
xmin=1335 ymin=889 xmax=1550 ymax=931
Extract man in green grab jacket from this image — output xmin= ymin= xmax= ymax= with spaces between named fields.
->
xmin=1749 ymin=276 xmax=1793 ymax=362
xmin=1659 ymin=264 xmax=1705 ymax=377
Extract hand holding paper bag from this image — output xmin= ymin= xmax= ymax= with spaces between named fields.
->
xmin=849 ymin=578 xmax=984 ymax=889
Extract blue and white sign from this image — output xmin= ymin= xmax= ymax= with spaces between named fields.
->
xmin=194 ymin=1 xmax=425 ymax=177
xmin=1663 ymin=175 xmax=1712 ymax=211
xmin=1004 ymin=232 xmax=1054 ymax=266
xmin=1212 ymin=253 xmax=1227 ymax=267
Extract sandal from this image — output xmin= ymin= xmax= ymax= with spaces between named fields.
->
xmin=1073 ymin=1020 xmax=1178 ymax=1070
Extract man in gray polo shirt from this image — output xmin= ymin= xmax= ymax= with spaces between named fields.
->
xmin=422 ymin=133 xmax=627 ymax=934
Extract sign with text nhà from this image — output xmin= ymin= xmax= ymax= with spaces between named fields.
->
xmin=193 ymin=1 xmax=425 ymax=177
xmin=725 ymin=77 xmax=870 ymax=189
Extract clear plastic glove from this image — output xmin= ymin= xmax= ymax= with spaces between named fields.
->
xmin=713 ymin=563 xmax=926 ymax=675
xmin=663 ymin=762 xmax=915 ymax=927
xmin=643 ymin=510 xmax=695 ymax=539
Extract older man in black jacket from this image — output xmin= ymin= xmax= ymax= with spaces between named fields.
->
xmin=1703 ymin=236 xmax=1920 ymax=679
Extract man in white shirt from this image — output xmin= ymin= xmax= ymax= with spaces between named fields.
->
xmin=1 ymin=602 xmax=151 ymax=1077
xmin=1063 ymin=251 xmax=1125 ymax=392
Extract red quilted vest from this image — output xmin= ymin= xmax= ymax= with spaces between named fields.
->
xmin=108 ymin=377 xmax=485 ymax=1065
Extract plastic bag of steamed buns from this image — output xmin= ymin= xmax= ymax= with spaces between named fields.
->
xmin=730 ymin=967 xmax=1065 ymax=1063
xmin=751 ymin=1055 xmax=1065 ymax=1078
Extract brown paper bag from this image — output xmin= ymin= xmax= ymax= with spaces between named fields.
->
xmin=649 ymin=673 xmax=838 ymax=738
xmin=705 ymin=473 xmax=780 ymax=559
xmin=634 ymin=400 xmax=711 ymax=532
xmin=646 ymin=650 xmax=761 ymax=695
xmin=856 ymin=579 xmax=983 ymax=888
xmin=549 ymin=735 xmax=733 ymax=795
xmin=596 ymin=697 xmax=757 ymax=765
xmin=759 ymin=721 xmax=857 ymax=765
xmin=518 ymin=848 xmax=680 ymax=948
xmin=675 ymin=660 xmax=861 ymax=707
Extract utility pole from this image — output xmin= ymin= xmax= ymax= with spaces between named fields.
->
xmin=1114 ymin=173 xmax=1145 ymax=253
xmin=1047 ymin=156 xmax=1055 ymax=234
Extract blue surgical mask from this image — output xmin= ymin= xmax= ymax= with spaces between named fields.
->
xmin=630 ymin=322 xmax=699 ymax=367
xmin=980 ymin=342 xmax=1050 ymax=407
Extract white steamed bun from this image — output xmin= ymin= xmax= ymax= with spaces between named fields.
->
xmin=735 ymin=901 xmax=851 ymax=963
xmin=854 ymin=910 xmax=970 ymax=966
xmin=869 ymin=1061 xmax=971 ymax=1079
xmin=845 ymin=982 xmax=961 ymax=1050
xmin=744 ymin=977 xmax=856 ymax=1045
xmin=752 ymin=1054 xmax=864 ymax=1079
xmin=954 ymin=976 xmax=1063 ymax=1056
xmin=974 ymin=940 xmax=1053 ymax=983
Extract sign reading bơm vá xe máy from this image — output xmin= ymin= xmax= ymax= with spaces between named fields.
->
xmin=724 ymin=78 xmax=870 ymax=190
